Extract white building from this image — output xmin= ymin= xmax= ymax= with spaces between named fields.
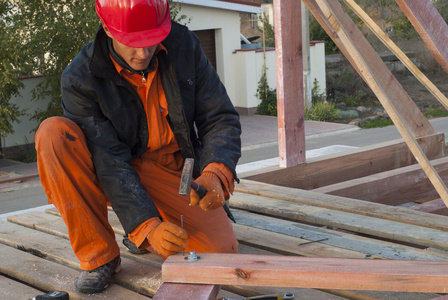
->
xmin=5 ymin=0 xmax=327 ymax=149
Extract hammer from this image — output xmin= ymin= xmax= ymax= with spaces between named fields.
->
xmin=179 ymin=158 xmax=207 ymax=198
xmin=179 ymin=158 xmax=236 ymax=222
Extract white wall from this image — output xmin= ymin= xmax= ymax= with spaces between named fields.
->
xmin=3 ymin=76 xmax=49 ymax=148
xmin=232 ymin=42 xmax=327 ymax=113
xmin=232 ymin=48 xmax=276 ymax=111
xmin=310 ymin=41 xmax=326 ymax=96
xmin=180 ymin=5 xmax=241 ymax=102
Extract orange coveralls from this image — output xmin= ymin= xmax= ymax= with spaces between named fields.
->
xmin=35 ymin=45 xmax=238 ymax=270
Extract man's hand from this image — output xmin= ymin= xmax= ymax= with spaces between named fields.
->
xmin=190 ymin=171 xmax=225 ymax=211
xmin=147 ymin=221 xmax=188 ymax=258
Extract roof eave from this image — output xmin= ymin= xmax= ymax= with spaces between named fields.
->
xmin=172 ymin=0 xmax=262 ymax=14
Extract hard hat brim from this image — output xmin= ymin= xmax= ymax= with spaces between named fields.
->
xmin=108 ymin=18 xmax=171 ymax=48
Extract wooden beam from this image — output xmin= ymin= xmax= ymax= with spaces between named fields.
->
xmin=343 ymin=0 xmax=448 ymax=110
xmin=396 ymin=0 xmax=448 ymax=75
xmin=162 ymin=253 xmax=448 ymax=293
xmin=153 ymin=283 xmax=220 ymax=300
xmin=303 ymin=0 xmax=435 ymax=138
xmin=409 ymin=198 xmax=448 ymax=215
xmin=230 ymin=191 xmax=448 ymax=250
xmin=244 ymin=134 xmax=445 ymax=190
xmin=312 ymin=156 xmax=448 ymax=206
xmin=234 ymin=180 xmax=448 ymax=232
xmin=273 ymin=0 xmax=305 ymax=167
xmin=0 ymin=243 xmax=149 ymax=299
xmin=297 ymin=0 xmax=448 ymax=206
xmin=232 ymin=209 xmax=448 ymax=261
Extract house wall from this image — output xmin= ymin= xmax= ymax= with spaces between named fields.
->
xmin=232 ymin=48 xmax=276 ymax=115
xmin=232 ymin=42 xmax=327 ymax=115
xmin=3 ymin=76 xmax=49 ymax=149
xmin=310 ymin=41 xmax=326 ymax=96
xmin=180 ymin=5 xmax=241 ymax=104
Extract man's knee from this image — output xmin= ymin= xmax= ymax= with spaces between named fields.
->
xmin=36 ymin=117 xmax=83 ymax=150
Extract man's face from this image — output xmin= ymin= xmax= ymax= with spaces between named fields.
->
xmin=104 ymin=26 xmax=157 ymax=71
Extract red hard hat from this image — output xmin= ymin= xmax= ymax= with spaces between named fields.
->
xmin=96 ymin=0 xmax=171 ymax=48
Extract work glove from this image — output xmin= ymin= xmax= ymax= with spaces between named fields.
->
xmin=190 ymin=171 xmax=225 ymax=211
xmin=147 ymin=219 xmax=188 ymax=258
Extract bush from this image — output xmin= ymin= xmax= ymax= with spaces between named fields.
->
xmin=311 ymin=78 xmax=325 ymax=106
xmin=256 ymin=70 xmax=277 ymax=116
xmin=305 ymin=101 xmax=339 ymax=122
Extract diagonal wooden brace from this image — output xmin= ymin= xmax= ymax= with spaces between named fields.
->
xmin=302 ymin=0 xmax=448 ymax=207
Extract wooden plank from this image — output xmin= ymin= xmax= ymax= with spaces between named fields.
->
xmin=310 ymin=0 xmax=448 ymax=206
xmin=43 ymin=210 xmax=390 ymax=299
xmin=0 ymin=243 xmax=149 ymax=299
xmin=0 ymin=275 xmax=42 ymax=300
xmin=343 ymin=0 xmax=448 ymax=110
xmin=236 ymin=180 xmax=448 ymax=232
xmin=226 ymin=245 xmax=359 ymax=300
xmin=162 ymin=253 xmax=448 ymax=293
xmin=273 ymin=0 xmax=305 ymax=167
xmin=234 ymin=223 xmax=366 ymax=259
xmin=312 ymin=156 xmax=448 ymax=205
xmin=230 ymin=192 xmax=448 ymax=251
xmin=232 ymin=209 xmax=448 ymax=261
xmin=244 ymin=134 xmax=445 ymax=189
xmin=4 ymin=211 xmax=338 ymax=300
xmin=153 ymin=283 xmax=220 ymax=300
xmin=0 ymin=220 xmax=163 ymax=297
xmin=396 ymin=0 xmax=448 ymax=75
xmin=6 ymin=210 xmax=166 ymax=268
xmin=409 ymin=199 xmax=448 ymax=215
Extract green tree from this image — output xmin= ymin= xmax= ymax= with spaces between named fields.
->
xmin=2 ymin=0 xmax=186 ymax=134
xmin=0 ymin=1 xmax=29 ymax=139
xmin=309 ymin=14 xmax=339 ymax=54
xmin=15 ymin=0 xmax=99 ymax=123
xmin=258 ymin=12 xmax=275 ymax=47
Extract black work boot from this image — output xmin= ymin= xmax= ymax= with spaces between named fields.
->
xmin=123 ymin=235 xmax=149 ymax=254
xmin=74 ymin=255 xmax=121 ymax=293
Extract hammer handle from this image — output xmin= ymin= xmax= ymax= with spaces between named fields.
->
xmin=191 ymin=181 xmax=207 ymax=199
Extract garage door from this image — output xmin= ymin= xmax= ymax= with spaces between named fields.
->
xmin=193 ymin=29 xmax=217 ymax=70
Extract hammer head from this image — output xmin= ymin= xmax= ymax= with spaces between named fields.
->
xmin=179 ymin=158 xmax=195 ymax=196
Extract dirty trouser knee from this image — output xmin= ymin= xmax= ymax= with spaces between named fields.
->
xmin=35 ymin=117 xmax=120 ymax=270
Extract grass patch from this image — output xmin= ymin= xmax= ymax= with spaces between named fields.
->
xmin=359 ymin=118 xmax=394 ymax=129
xmin=423 ymin=107 xmax=448 ymax=118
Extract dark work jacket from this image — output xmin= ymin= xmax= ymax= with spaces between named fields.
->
xmin=61 ymin=22 xmax=241 ymax=234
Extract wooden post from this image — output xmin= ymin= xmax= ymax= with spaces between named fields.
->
xmin=273 ymin=0 xmax=305 ymax=167
xmin=396 ymin=0 xmax=448 ymax=75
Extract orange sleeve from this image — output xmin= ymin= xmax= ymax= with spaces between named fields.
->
xmin=127 ymin=217 xmax=161 ymax=249
xmin=202 ymin=163 xmax=235 ymax=200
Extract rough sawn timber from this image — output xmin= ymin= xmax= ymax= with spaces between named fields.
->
xmin=162 ymin=253 xmax=448 ymax=293
xmin=244 ymin=134 xmax=445 ymax=190
xmin=396 ymin=0 xmax=448 ymax=75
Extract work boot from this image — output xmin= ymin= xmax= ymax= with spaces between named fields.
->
xmin=74 ymin=255 xmax=121 ymax=293
xmin=123 ymin=235 xmax=149 ymax=254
